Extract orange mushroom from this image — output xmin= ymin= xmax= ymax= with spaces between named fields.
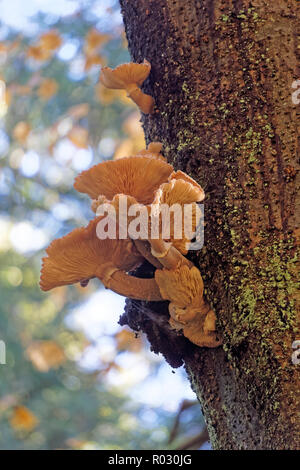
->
xmin=37 ymin=78 xmax=58 ymax=100
xmin=10 ymin=406 xmax=38 ymax=432
xmin=40 ymin=30 xmax=62 ymax=51
xmin=155 ymin=265 xmax=221 ymax=347
xmin=74 ymin=156 xmax=173 ymax=205
xmin=109 ymin=194 xmax=164 ymax=269
xmin=100 ymin=60 xmax=155 ymax=113
xmin=146 ymin=176 xmax=204 ymax=269
xmin=40 ymin=217 xmax=162 ymax=301
xmin=27 ymin=44 xmax=52 ymax=61
xmin=85 ymin=165 xmax=204 ymax=269
xmin=137 ymin=142 xmax=165 ymax=161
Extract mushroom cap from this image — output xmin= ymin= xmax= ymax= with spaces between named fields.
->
xmin=100 ymin=59 xmax=151 ymax=89
xmin=40 ymin=217 xmax=143 ymax=291
xmin=155 ymin=265 xmax=204 ymax=308
xmin=74 ymin=156 xmax=173 ymax=205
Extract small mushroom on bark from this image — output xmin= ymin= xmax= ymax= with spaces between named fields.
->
xmin=40 ymin=217 xmax=162 ymax=301
xmin=100 ymin=60 xmax=155 ymax=113
xmin=137 ymin=142 xmax=165 ymax=161
xmin=155 ymin=265 xmax=222 ymax=347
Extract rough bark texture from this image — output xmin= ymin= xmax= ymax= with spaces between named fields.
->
xmin=119 ymin=0 xmax=300 ymax=449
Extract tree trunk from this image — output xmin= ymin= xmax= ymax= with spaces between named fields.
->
xmin=119 ymin=0 xmax=299 ymax=449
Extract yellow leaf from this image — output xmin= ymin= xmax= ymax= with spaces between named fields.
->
xmin=84 ymin=54 xmax=105 ymax=71
xmin=40 ymin=30 xmax=62 ymax=51
xmin=37 ymin=78 xmax=58 ymax=100
xmin=26 ymin=340 xmax=65 ymax=372
xmin=10 ymin=406 xmax=38 ymax=432
xmin=13 ymin=121 xmax=31 ymax=143
xmin=68 ymin=126 xmax=89 ymax=148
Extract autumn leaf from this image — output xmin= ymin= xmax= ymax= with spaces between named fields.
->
xmin=40 ymin=30 xmax=62 ymax=51
xmin=10 ymin=406 xmax=38 ymax=432
xmin=85 ymin=28 xmax=110 ymax=54
xmin=13 ymin=121 xmax=31 ymax=144
xmin=84 ymin=54 xmax=106 ymax=71
xmin=115 ymin=329 xmax=143 ymax=353
xmin=26 ymin=340 xmax=66 ymax=372
xmin=27 ymin=44 xmax=52 ymax=61
xmin=68 ymin=126 xmax=89 ymax=148
xmin=37 ymin=78 xmax=59 ymax=100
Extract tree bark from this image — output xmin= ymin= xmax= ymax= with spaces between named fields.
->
xmin=119 ymin=0 xmax=299 ymax=449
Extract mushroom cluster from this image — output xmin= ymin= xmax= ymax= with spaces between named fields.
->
xmin=40 ymin=60 xmax=221 ymax=348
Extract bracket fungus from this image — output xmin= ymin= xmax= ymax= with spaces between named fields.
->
xmin=155 ymin=266 xmax=221 ymax=348
xmin=40 ymin=143 xmax=222 ymax=349
xmin=100 ymin=60 xmax=155 ymax=113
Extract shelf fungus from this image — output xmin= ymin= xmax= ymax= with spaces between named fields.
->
xmin=41 ymin=148 xmax=221 ymax=349
xmin=40 ymin=217 xmax=162 ymax=301
xmin=155 ymin=265 xmax=222 ymax=348
xmin=100 ymin=60 xmax=155 ymax=113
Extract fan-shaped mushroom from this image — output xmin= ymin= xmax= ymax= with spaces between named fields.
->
xmin=137 ymin=142 xmax=165 ymax=161
xmin=100 ymin=60 xmax=155 ymax=113
xmin=74 ymin=156 xmax=173 ymax=205
xmin=40 ymin=217 xmax=162 ymax=301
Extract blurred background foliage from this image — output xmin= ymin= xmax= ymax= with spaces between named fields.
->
xmin=0 ymin=0 xmax=207 ymax=450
